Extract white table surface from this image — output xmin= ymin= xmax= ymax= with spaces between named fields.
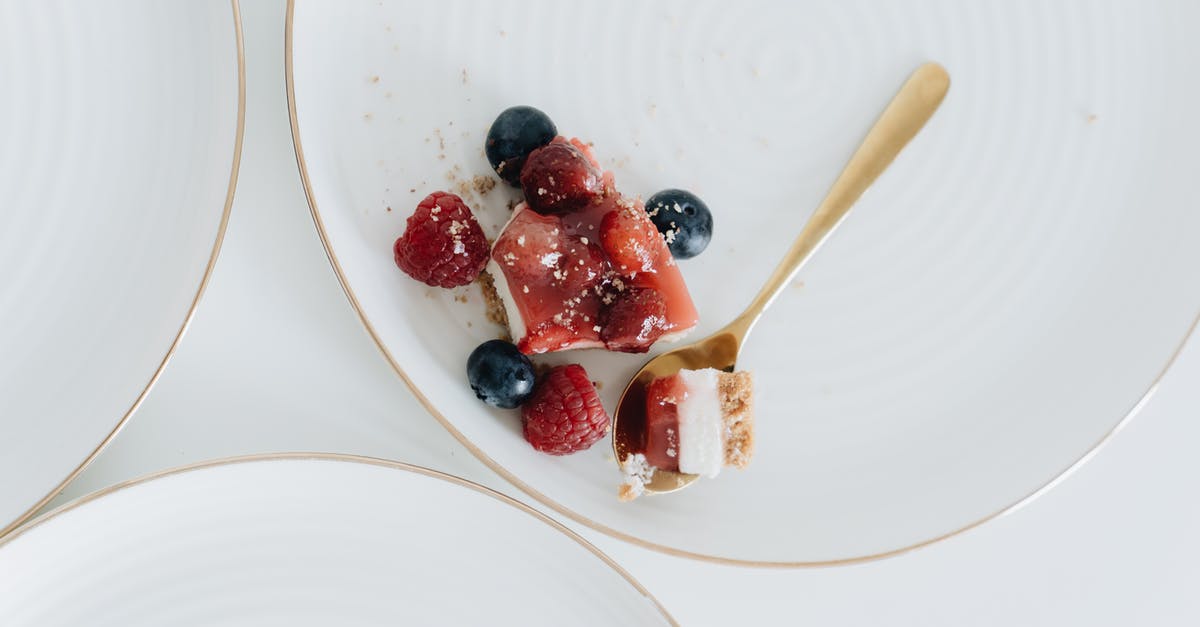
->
xmin=45 ymin=3 xmax=1200 ymax=624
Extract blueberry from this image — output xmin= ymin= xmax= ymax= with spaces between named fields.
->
xmin=645 ymin=189 xmax=713 ymax=259
xmin=466 ymin=339 xmax=536 ymax=409
xmin=485 ymin=106 xmax=557 ymax=185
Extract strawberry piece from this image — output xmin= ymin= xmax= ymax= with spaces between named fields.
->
xmin=517 ymin=320 xmax=580 ymax=355
xmin=599 ymin=198 xmax=662 ymax=277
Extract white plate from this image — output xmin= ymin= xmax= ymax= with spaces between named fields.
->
xmin=0 ymin=454 xmax=674 ymax=626
xmin=0 ymin=2 xmax=243 ymax=535
xmin=288 ymin=0 xmax=1200 ymax=564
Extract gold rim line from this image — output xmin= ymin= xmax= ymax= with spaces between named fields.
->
xmin=285 ymin=0 xmax=1200 ymax=568
xmin=0 ymin=0 xmax=247 ymax=540
xmin=0 ymin=452 xmax=678 ymax=626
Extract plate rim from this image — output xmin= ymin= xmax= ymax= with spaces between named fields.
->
xmin=0 ymin=452 xmax=678 ymax=626
xmin=0 ymin=0 xmax=247 ymax=540
xmin=284 ymin=0 xmax=1200 ymax=567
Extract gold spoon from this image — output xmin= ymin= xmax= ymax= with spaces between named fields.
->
xmin=613 ymin=62 xmax=951 ymax=495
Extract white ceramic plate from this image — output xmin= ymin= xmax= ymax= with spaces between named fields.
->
xmin=0 ymin=2 xmax=243 ymax=535
xmin=0 ymin=454 xmax=674 ymax=626
xmin=288 ymin=0 xmax=1200 ymax=564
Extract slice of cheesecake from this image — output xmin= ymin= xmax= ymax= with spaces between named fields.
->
xmin=619 ymin=368 xmax=753 ymax=501
xmin=484 ymin=195 xmax=699 ymax=355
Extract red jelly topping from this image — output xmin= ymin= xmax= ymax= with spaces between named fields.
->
xmin=644 ymin=373 xmax=686 ymax=472
xmin=492 ymin=194 xmax=698 ymax=355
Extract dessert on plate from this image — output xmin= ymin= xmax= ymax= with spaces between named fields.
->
xmin=391 ymin=105 xmax=747 ymax=495
xmin=486 ymin=191 xmax=700 ymax=355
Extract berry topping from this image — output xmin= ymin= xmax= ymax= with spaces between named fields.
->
xmin=466 ymin=340 xmax=536 ymax=409
xmin=393 ymin=191 xmax=489 ymax=288
xmin=517 ymin=320 xmax=579 ymax=355
xmin=492 ymin=208 xmax=604 ymax=293
xmin=644 ymin=373 xmax=687 ymax=471
xmin=522 ymin=364 xmax=610 ymax=455
xmin=599 ymin=197 xmax=662 ymax=276
xmin=645 ymin=189 xmax=713 ymax=259
xmin=520 ymin=138 xmax=605 ymax=215
xmin=599 ymin=287 xmax=668 ymax=353
xmin=485 ymin=106 xmax=557 ymax=185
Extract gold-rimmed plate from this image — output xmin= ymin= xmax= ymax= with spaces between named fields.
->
xmin=0 ymin=453 xmax=675 ymax=626
xmin=0 ymin=1 xmax=244 ymax=537
xmin=288 ymin=0 xmax=1200 ymax=565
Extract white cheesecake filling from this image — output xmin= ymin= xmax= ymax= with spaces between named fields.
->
xmin=658 ymin=326 xmax=695 ymax=344
xmin=486 ymin=206 xmax=528 ymax=343
xmin=676 ymin=368 xmax=724 ymax=478
xmin=485 ymin=259 xmax=527 ymax=342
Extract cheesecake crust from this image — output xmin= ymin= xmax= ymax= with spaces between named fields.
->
xmin=476 ymin=271 xmax=510 ymax=340
xmin=718 ymin=371 xmax=754 ymax=469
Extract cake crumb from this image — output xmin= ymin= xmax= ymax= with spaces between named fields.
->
xmin=370 ymin=75 xmax=380 ymax=84
xmin=618 ymin=454 xmax=655 ymax=502
xmin=363 ymin=113 xmax=374 ymax=122
xmin=477 ymin=272 xmax=511 ymax=338
xmin=472 ymin=175 xmax=497 ymax=196
xmin=386 ymin=206 xmax=392 ymax=212
xmin=1086 ymin=113 xmax=1098 ymax=124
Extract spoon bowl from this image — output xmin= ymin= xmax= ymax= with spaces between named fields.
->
xmin=613 ymin=62 xmax=951 ymax=495
xmin=613 ymin=326 xmax=741 ymax=493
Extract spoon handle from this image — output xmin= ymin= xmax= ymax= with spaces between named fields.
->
xmin=725 ymin=62 xmax=950 ymax=340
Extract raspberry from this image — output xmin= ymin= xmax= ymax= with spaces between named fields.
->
xmin=599 ymin=287 xmax=667 ymax=353
xmin=522 ymin=364 xmax=610 ymax=454
xmin=519 ymin=137 xmax=605 ymax=215
xmin=599 ymin=197 xmax=662 ymax=277
xmin=393 ymin=192 xmax=489 ymax=288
